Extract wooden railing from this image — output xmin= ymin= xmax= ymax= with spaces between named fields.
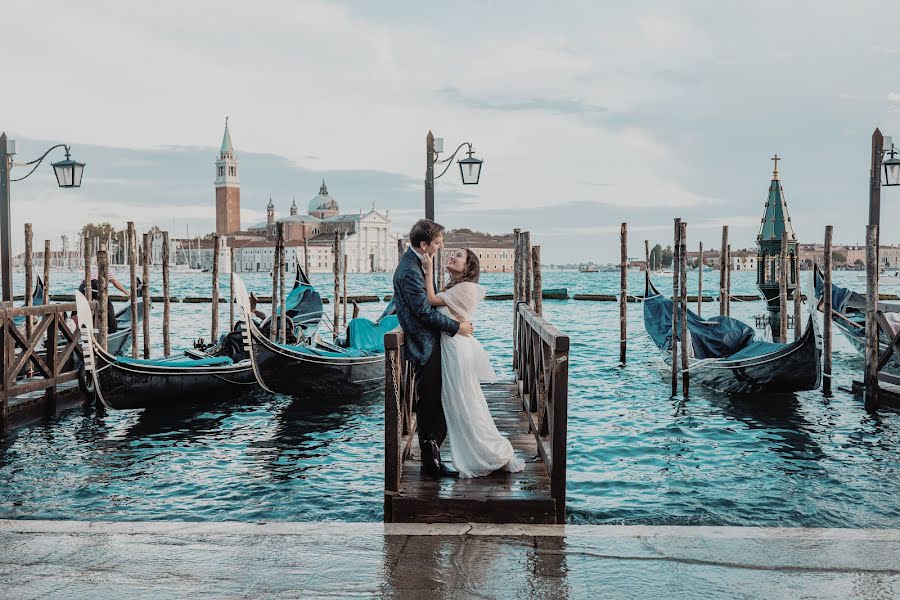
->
xmin=384 ymin=328 xmax=417 ymax=521
xmin=0 ymin=301 xmax=88 ymax=429
xmin=514 ymin=301 xmax=570 ymax=523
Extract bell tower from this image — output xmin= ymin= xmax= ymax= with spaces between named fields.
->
xmin=215 ymin=117 xmax=241 ymax=235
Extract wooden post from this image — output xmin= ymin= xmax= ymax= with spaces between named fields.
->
xmin=697 ymin=242 xmax=703 ymax=316
xmin=680 ymin=222 xmax=689 ymax=395
xmin=532 ymin=245 xmax=543 ymax=317
xmin=865 ymin=224 xmax=879 ymax=410
xmin=512 ymin=229 xmax=521 ymax=370
xmin=83 ymin=234 xmax=92 ymax=304
xmin=436 ymin=247 xmax=444 ymax=291
xmin=793 ymin=251 xmax=802 ymax=340
xmin=304 ymin=237 xmax=311 ymax=277
xmin=672 ymin=218 xmax=681 ymax=396
xmin=162 ymin=231 xmax=171 ymax=357
xmin=278 ymin=226 xmax=287 ymax=344
xmin=719 ymin=226 xmax=728 ymax=316
xmin=333 ymin=231 xmax=340 ymax=340
xmin=779 ymin=232 xmax=789 ymax=343
xmin=142 ymin=233 xmax=151 ymax=359
xmin=270 ymin=237 xmax=279 ymax=342
xmin=396 ymin=238 xmax=403 ymax=265
xmin=644 ymin=239 xmax=650 ymax=274
xmin=343 ymin=254 xmax=349 ymax=328
xmin=725 ymin=243 xmax=732 ymax=316
xmin=523 ymin=231 xmax=532 ymax=306
xmin=24 ymin=224 xmax=33 ymax=341
xmin=97 ymin=244 xmax=109 ymax=351
xmin=619 ymin=223 xmax=627 ymax=365
xmin=230 ymin=247 xmax=236 ymax=331
xmin=211 ymin=234 xmax=220 ymax=343
xmin=823 ymin=225 xmax=833 ymax=395
xmin=43 ymin=240 xmax=50 ymax=305
xmin=127 ymin=223 xmax=138 ymax=358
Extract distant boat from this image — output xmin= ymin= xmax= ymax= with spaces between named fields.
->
xmin=578 ymin=264 xmax=599 ymax=273
xmin=856 ymin=271 xmax=900 ymax=284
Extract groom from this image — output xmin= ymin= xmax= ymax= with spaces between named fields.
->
xmin=393 ymin=219 xmax=473 ymax=480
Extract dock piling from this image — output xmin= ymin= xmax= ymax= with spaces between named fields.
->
xmin=343 ymin=254 xmax=349 ymax=328
xmin=672 ymin=218 xmax=681 ymax=396
xmin=278 ymin=225 xmax=286 ymax=344
xmin=304 ymin=238 xmax=311 ymax=279
xmin=142 ymin=233 xmax=151 ymax=359
xmin=270 ymin=234 xmax=279 ymax=342
xmin=793 ymin=250 xmax=802 ymax=340
xmin=532 ymin=245 xmax=542 ymax=317
xmin=211 ymin=234 xmax=220 ymax=343
xmin=523 ymin=231 xmax=532 ymax=307
xmin=333 ymin=231 xmax=340 ymax=340
xmin=24 ymin=224 xmax=33 ymax=342
xmin=512 ymin=228 xmax=522 ymax=370
xmin=679 ymin=222 xmax=689 ymax=396
xmin=720 ymin=226 xmax=728 ymax=316
xmin=83 ymin=234 xmax=91 ymax=305
xmin=97 ymin=243 xmax=109 ymax=351
xmin=43 ymin=240 xmax=50 ymax=305
xmin=162 ymin=232 xmax=171 ymax=357
xmin=865 ymin=224 xmax=879 ymax=410
xmin=697 ymin=242 xmax=703 ymax=316
xmin=229 ymin=247 xmax=236 ymax=331
xmin=127 ymin=223 xmax=138 ymax=358
xmin=779 ymin=232 xmax=788 ymax=343
xmin=823 ymin=225 xmax=833 ymax=395
xmin=619 ymin=223 xmax=627 ymax=365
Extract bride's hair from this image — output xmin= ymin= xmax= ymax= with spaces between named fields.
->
xmin=443 ymin=249 xmax=480 ymax=290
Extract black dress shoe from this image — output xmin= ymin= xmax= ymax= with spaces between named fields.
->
xmin=422 ymin=440 xmax=442 ymax=480
xmin=439 ymin=463 xmax=460 ymax=478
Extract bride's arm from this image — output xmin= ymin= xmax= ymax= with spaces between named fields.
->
xmin=422 ymin=257 xmax=446 ymax=307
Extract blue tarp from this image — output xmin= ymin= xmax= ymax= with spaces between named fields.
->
xmin=814 ymin=269 xmax=862 ymax=313
xmin=278 ymin=283 xmax=323 ymax=328
xmin=115 ymin=355 xmax=234 ymax=368
xmin=643 ymin=293 xmax=756 ymax=359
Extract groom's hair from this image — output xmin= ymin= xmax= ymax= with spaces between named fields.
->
xmin=409 ymin=219 xmax=445 ymax=248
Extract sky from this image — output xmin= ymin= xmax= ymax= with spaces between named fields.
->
xmin=4 ymin=0 xmax=900 ymax=263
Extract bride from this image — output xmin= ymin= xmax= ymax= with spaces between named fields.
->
xmin=423 ymin=249 xmax=525 ymax=478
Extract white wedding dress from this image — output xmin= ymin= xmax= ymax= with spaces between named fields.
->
xmin=438 ymin=282 xmax=525 ymax=478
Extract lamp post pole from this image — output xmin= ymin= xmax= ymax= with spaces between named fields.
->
xmin=0 ymin=133 xmax=14 ymax=302
xmin=425 ymin=130 xmax=435 ymax=220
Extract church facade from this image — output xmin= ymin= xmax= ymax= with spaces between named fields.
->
xmin=208 ymin=120 xmax=401 ymax=273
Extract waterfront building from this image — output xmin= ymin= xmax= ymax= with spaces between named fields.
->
xmin=731 ymin=250 xmax=757 ymax=272
xmin=440 ymin=229 xmax=515 ymax=273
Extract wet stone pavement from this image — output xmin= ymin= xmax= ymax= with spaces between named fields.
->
xmin=2 ymin=521 xmax=899 ymax=599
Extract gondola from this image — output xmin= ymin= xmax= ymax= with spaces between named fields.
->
xmin=643 ymin=275 xmax=821 ymax=395
xmin=268 ymin=263 xmax=324 ymax=343
xmin=75 ymin=291 xmax=257 ymax=410
xmin=233 ymin=275 xmax=398 ymax=397
xmin=813 ymin=264 xmax=900 ymax=372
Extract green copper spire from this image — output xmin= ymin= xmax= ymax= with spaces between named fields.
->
xmin=757 ymin=154 xmax=796 ymax=244
xmin=220 ymin=117 xmax=234 ymax=154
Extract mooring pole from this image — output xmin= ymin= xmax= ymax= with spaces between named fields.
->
xmin=333 ymin=231 xmax=340 ymax=340
xmin=532 ymin=245 xmax=543 ymax=317
xmin=865 ymin=224 xmax=879 ymax=411
xmin=343 ymin=253 xmax=349 ymax=328
xmin=523 ymin=231 xmax=532 ymax=307
xmin=823 ymin=225 xmax=833 ymax=395
xmin=793 ymin=251 xmax=802 ymax=341
xmin=212 ymin=234 xmax=220 ymax=344
xmin=229 ymin=247 xmax=236 ymax=331
xmin=98 ymin=243 xmax=109 ymax=351
xmin=619 ymin=223 xmax=627 ymax=365
xmin=43 ymin=240 xmax=50 ymax=305
xmin=513 ymin=228 xmax=521 ymax=370
xmin=680 ymin=222 xmax=689 ymax=395
xmin=697 ymin=242 xmax=703 ymax=316
xmin=719 ymin=226 xmax=728 ymax=316
xmin=142 ymin=233 xmax=151 ymax=359
xmin=162 ymin=231 xmax=171 ymax=357
xmin=779 ymin=233 xmax=788 ymax=343
xmin=270 ymin=236 xmax=279 ymax=342
xmin=24 ymin=224 xmax=33 ymax=341
xmin=127 ymin=223 xmax=138 ymax=358
xmin=83 ymin=234 xmax=91 ymax=304
xmin=672 ymin=218 xmax=681 ymax=396
xmin=278 ymin=225 xmax=287 ymax=344
xmin=725 ymin=243 xmax=732 ymax=316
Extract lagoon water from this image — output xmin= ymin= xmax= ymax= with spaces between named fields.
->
xmin=1 ymin=268 xmax=899 ymax=527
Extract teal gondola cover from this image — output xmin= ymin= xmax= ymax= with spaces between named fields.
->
xmin=643 ymin=293 xmax=756 ymax=359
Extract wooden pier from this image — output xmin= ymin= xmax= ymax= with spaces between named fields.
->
xmin=384 ymin=302 xmax=569 ymax=524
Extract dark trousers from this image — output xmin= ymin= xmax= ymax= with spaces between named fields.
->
xmin=415 ymin=341 xmax=446 ymax=452
xmin=79 ymin=281 xmax=117 ymax=334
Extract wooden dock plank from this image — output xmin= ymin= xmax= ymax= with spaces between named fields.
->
xmin=390 ymin=381 xmax=557 ymax=524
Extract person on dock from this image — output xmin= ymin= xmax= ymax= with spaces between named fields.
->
xmin=423 ymin=249 xmax=525 ymax=478
xmin=78 ymin=266 xmax=129 ymax=333
xmin=392 ymin=219 xmax=473 ymax=480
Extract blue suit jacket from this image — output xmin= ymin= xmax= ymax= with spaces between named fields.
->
xmin=392 ymin=248 xmax=460 ymax=366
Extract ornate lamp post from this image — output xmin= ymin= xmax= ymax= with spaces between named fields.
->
xmin=424 ymin=130 xmax=483 ymax=220
xmin=0 ymin=133 xmax=85 ymax=302
xmin=864 ymin=130 xmax=899 ymax=410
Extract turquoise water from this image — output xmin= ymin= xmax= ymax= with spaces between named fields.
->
xmin=1 ymin=269 xmax=899 ymax=527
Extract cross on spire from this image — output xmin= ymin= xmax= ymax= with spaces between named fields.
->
xmin=771 ymin=154 xmax=780 ymax=180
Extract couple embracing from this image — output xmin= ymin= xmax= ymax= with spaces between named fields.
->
xmin=392 ymin=219 xmax=524 ymax=480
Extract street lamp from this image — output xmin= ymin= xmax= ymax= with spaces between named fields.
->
xmin=864 ymin=129 xmax=898 ymax=410
xmin=424 ymin=130 xmax=483 ymax=220
xmin=0 ymin=132 xmax=85 ymax=302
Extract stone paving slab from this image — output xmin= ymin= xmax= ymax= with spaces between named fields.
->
xmin=1 ymin=521 xmax=899 ymax=599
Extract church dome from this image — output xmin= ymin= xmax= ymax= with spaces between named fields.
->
xmin=308 ymin=181 xmax=340 ymax=214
